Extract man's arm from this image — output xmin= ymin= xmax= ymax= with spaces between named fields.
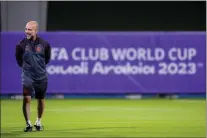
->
xmin=45 ymin=43 xmax=51 ymax=64
xmin=15 ymin=44 xmax=23 ymax=67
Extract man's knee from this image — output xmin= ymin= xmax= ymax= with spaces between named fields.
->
xmin=37 ymin=99 xmax=45 ymax=105
xmin=23 ymin=96 xmax=31 ymax=103
xmin=23 ymin=85 xmax=33 ymax=97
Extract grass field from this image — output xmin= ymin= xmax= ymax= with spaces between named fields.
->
xmin=1 ymin=99 xmax=206 ymax=137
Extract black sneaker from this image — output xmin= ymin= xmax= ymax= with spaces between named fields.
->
xmin=24 ymin=125 xmax=33 ymax=132
xmin=34 ymin=124 xmax=44 ymax=131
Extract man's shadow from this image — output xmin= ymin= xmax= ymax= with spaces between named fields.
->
xmin=1 ymin=126 xmax=138 ymax=137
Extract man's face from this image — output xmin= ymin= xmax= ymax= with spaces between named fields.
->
xmin=25 ymin=23 xmax=37 ymax=39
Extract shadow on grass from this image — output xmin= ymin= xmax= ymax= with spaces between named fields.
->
xmin=2 ymin=126 xmax=204 ymax=138
xmin=1 ymin=126 xmax=138 ymax=138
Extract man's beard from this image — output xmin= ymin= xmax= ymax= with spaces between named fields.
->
xmin=26 ymin=34 xmax=33 ymax=40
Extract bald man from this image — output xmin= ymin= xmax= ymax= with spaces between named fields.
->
xmin=15 ymin=21 xmax=51 ymax=132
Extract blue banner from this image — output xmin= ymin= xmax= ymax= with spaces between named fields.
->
xmin=1 ymin=32 xmax=206 ymax=94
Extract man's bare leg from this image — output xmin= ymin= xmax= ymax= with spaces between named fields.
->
xmin=23 ymin=95 xmax=33 ymax=132
xmin=22 ymin=96 xmax=32 ymax=125
xmin=36 ymin=98 xmax=45 ymax=125
xmin=34 ymin=98 xmax=45 ymax=131
xmin=34 ymin=82 xmax=47 ymax=131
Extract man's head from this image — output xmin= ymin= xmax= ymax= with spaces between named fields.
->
xmin=25 ymin=21 xmax=38 ymax=40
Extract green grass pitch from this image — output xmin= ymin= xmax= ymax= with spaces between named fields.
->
xmin=1 ymin=99 xmax=206 ymax=137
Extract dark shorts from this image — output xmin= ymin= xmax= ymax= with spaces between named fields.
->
xmin=23 ymin=81 xmax=48 ymax=99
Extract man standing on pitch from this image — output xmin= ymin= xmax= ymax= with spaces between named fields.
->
xmin=15 ymin=21 xmax=51 ymax=132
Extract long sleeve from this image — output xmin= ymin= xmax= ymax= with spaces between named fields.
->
xmin=15 ymin=44 xmax=23 ymax=67
xmin=45 ymin=43 xmax=51 ymax=64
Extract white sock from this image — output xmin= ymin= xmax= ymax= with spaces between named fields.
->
xmin=26 ymin=120 xmax=32 ymax=126
xmin=35 ymin=118 xmax=41 ymax=125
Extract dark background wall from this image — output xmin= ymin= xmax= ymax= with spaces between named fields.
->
xmin=1 ymin=1 xmax=47 ymax=32
xmin=47 ymin=1 xmax=206 ymax=31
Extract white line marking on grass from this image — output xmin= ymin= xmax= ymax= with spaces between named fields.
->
xmin=2 ymin=118 xmax=197 ymax=126
xmin=2 ymin=121 xmax=151 ymax=125
xmin=1 ymin=122 xmax=144 ymax=126
xmin=174 ymin=99 xmax=206 ymax=103
xmin=18 ymin=135 xmax=87 ymax=138
xmin=30 ymin=107 xmax=183 ymax=112
xmin=19 ymin=136 xmax=112 ymax=138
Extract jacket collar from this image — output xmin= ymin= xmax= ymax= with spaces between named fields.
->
xmin=26 ymin=35 xmax=39 ymax=45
